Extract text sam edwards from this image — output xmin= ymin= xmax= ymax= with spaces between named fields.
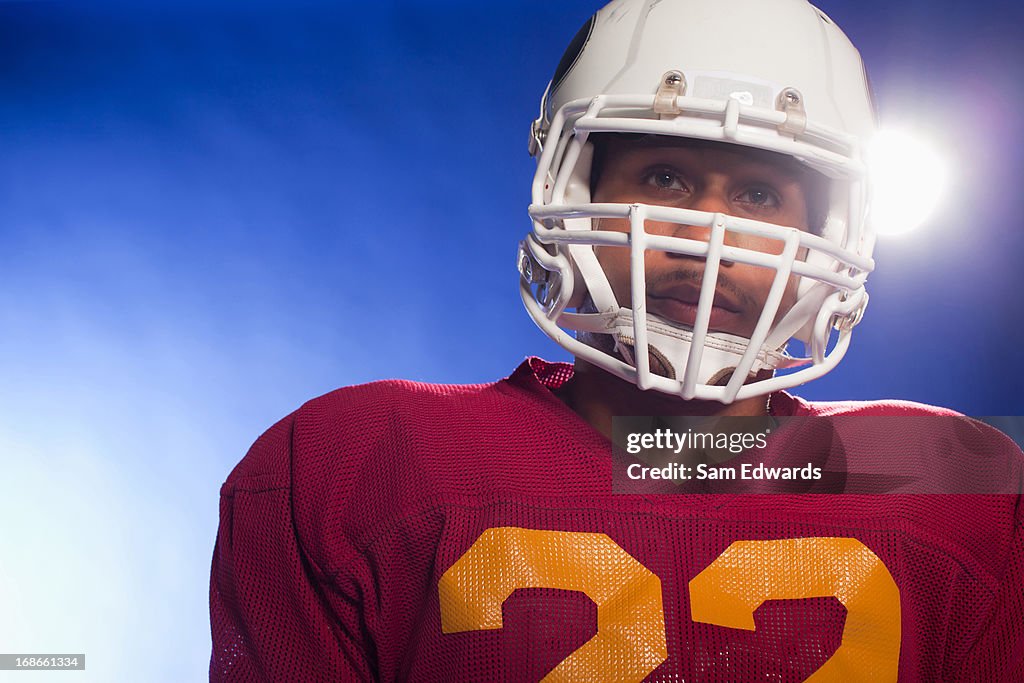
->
xmin=627 ymin=462 xmax=823 ymax=481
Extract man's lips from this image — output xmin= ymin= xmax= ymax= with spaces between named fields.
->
xmin=646 ymin=282 xmax=744 ymax=333
xmin=647 ymin=296 xmax=742 ymax=332
xmin=649 ymin=281 xmax=742 ymax=313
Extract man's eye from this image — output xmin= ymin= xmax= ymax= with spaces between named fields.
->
xmin=645 ymin=170 xmax=685 ymax=191
xmin=735 ymin=187 xmax=779 ymax=208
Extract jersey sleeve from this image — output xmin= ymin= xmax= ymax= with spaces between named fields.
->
xmin=953 ymin=497 xmax=1024 ymax=679
xmin=208 ymin=413 xmax=374 ymax=682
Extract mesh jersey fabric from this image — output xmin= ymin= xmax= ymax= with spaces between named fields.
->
xmin=209 ymin=357 xmax=1024 ymax=682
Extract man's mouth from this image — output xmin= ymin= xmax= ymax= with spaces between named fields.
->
xmin=647 ymin=283 xmax=743 ymax=333
xmin=647 ymin=296 xmax=740 ymax=331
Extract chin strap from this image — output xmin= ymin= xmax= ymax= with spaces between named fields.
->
xmin=560 ymin=308 xmax=805 ymax=386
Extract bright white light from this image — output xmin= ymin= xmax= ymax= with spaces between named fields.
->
xmin=868 ymin=129 xmax=950 ymax=236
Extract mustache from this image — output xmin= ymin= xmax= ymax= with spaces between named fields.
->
xmin=646 ymin=267 xmax=758 ymax=311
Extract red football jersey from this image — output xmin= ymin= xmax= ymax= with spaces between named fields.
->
xmin=209 ymin=358 xmax=1024 ymax=681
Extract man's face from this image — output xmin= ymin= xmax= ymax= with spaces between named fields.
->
xmin=590 ymin=135 xmax=821 ymax=340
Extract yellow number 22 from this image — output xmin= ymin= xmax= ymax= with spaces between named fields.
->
xmin=440 ymin=528 xmax=900 ymax=682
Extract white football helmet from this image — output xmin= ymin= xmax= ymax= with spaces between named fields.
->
xmin=518 ymin=0 xmax=877 ymax=403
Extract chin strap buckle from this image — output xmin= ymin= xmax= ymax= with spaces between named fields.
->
xmin=654 ymin=71 xmax=687 ymax=116
xmin=834 ymin=291 xmax=869 ymax=332
xmin=518 ymin=240 xmax=561 ymax=308
xmin=517 ymin=241 xmax=542 ymax=284
xmin=528 ymin=117 xmax=546 ymax=157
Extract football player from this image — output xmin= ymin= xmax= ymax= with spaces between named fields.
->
xmin=210 ymin=0 xmax=1024 ymax=680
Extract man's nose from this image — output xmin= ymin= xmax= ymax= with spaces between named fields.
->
xmin=646 ymin=191 xmax=734 ymax=260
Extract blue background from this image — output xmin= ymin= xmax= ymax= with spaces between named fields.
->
xmin=2 ymin=0 xmax=1022 ymax=679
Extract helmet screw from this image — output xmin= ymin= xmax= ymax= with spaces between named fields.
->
xmin=776 ymin=87 xmax=807 ymax=135
xmin=654 ymin=71 xmax=687 ymax=115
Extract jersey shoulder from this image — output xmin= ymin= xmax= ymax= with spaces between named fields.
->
xmin=223 ymin=375 xmax=504 ymax=484
xmin=782 ymin=393 xmax=962 ymax=417
xmin=222 ymin=372 xmax=546 ymax=569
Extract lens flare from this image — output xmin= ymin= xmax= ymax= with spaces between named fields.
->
xmin=868 ymin=129 xmax=950 ymax=236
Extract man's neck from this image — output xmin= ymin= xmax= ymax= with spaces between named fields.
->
xmin=557 ymin=359 xmax=770 ymax=440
